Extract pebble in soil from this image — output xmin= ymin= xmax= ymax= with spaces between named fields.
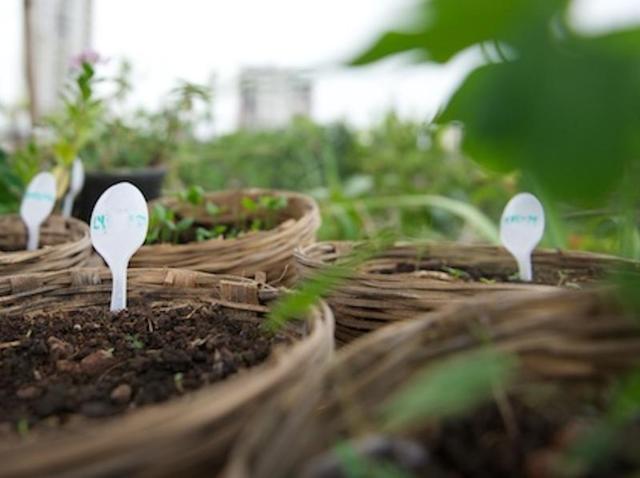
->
xmin=0 ymin=303 xmax=287 ymax=435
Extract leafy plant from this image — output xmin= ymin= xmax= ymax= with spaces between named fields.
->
xmin=178 ymin=114 xmax=512 ymax=244
xmin=0 ymin=53 xmax=104 ymax=208
xmin=46 ymin=53 xmax=104 ymax=196
xmin=352 ymin=0 xmax=640 ymax=257
xmin=0 ymin=143 xmax=42 ymax=213
xmin=324 ymin=193 xmax=500 ymax=244
xmin=146 ymin=187 xmax=288 ymax=245
xmin=125 ymin=334 xmax=145 ymax=350
xmin=382 ymin=348 xmax=517 ymax=431
xmin=80 ymin=64 xmax=211 ymax=174
xmin=146 ymin=203 xmax=196 ymax=244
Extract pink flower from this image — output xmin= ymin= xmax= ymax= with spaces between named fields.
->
xmin=70 ymin=49 xmax=103 ymax=69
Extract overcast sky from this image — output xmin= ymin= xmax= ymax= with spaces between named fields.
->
xmin=2 ymin=0 xmax=640 ymax=133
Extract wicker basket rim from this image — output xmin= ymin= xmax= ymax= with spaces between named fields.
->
xmin=0 ymin=215 xmax=90 ymax=262
xmin=295 ymin=240 xmax=637 ymax=275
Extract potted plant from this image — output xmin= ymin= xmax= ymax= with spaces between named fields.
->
xmin=0 ymin=267 xmax=334 ymax=477
xmin=130 ymin=186 xmax=321 ymax=285
xmin=1 ymin=51 xmax=104 ymax=213
xmin=45 ymin=50 xmax=104 ymax=202
xmin=75 ymin=61 xmax=212 ymax=222
xmin=295 ymin=241 xmax=640 ymax=343
xmin=227 ymin=287 xmax=640 ymax=477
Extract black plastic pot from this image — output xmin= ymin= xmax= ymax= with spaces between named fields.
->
xmin=74 ymin=168 xmax=167 ymax=222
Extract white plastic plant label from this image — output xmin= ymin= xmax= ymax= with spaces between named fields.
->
xmin=62 ymin=158 xmax=85 ymax=217
xmin=499 ymin=192 xmax=545 ymax=282
xmin=90 ymin=182 xmax=149 ymax=312
xmin=20 ymin=172 xmax=57 ymax=251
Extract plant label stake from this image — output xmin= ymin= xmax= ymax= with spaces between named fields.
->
xmin=62 ymin=158 xmax=85 ymax=218
xmin=500 ymin=192 xmax=545 ymax=282
xmin=90 ymin=182 xmax=149 ymax=312
xmin=20 ymin=172 xmax=57 ymax=251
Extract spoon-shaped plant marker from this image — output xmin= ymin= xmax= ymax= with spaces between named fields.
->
xmin=20 ymin=172 xmax=57 ymax=251
xmin=90 ymin=182 xmax=149 ymax=312
xmin=62 ymin=159 xmax=85 ymax=218
xmin=499 ymin=192 xmax=545 ymax=282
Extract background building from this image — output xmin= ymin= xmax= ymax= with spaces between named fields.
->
xmin=24 ymin=0 xmax=92 ymax=122
xmin=238 ymin=67 xmax=311 ymax=130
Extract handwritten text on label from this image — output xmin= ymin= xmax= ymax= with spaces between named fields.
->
xmin=503 ymin=214 xmax=539 ymax=225
xmin=92 ymin=213 xmax=148 ymax=232
xmin=25 ymin=191 xmax=55 ymax=202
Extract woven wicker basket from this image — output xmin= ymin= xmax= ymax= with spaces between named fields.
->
xmin=226 ymin=288 xmax=640 ymax=478
xmin=0 ymin=268 xmax=334 ymax=478
xmin=295 ymin=241 xmax=636 ymax=343
xmin=131 ymin=188 xmax=321 ymax=285
xmin=0 ymin=214 xmax=91 ymax=276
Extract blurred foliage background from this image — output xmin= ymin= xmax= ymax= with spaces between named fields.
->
xmin=3 ymin=0 xmax=640 ymax=258
xmin=352 ymin=0 xmax=640 ymax=258
xmin=178 ymin=114 xmax=512 ymax=242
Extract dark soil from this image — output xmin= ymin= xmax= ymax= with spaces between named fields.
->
xmin=377 ymin=262 xmax=593 ymax=287
xmin=349 ymin=397 xmax=638 ymax=478
xmin=0 ymin=303 xmax=286 ymax=436
xmin=0 ymin=244 xmax=29 ymax=252
xmin=420 ymin=398 xmax=638 ymax=478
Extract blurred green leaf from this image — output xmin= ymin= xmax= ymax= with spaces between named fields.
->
xmin=440 ymin=42 xmax=640 ymax=204
xmin=564 ymin=369 xmax=640 ymax=474
xmin=609 ymin=370 xmax=640 ymax=424
xmin=205 ymin=201 xmax=221 ymax=216
xmin=329 ymin=194 xmax=500 ymax=243
xmin=382 ymin=349 xmax=517 ymax=431
xmin=241 ymin=196 xmax=258 ymax=212
xmin=266 ymin=232 xmax=395 ymax=331
xmin=611 ymin=266 xmax=640 ymax=316
xmin=351 ymin=0 xmax=569 ymax=65
xmin=180 ymin=184 xmax=205 ymax=205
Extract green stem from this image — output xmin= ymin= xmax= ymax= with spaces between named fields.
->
xmin=327 ymin=194 xmax=499 ymax=243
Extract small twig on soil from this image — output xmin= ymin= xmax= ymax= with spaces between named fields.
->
xmin=185 ymin=305 xmax=203 ymax=320
xmin=189 ymin=335 xmax=210 ymax=348
xmin=0 ymin=340 xmax=21 ymax=350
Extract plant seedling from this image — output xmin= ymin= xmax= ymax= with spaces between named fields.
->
xmin=500 ymin=192 xmax=545 ymax=282
xmin=90 ymin=182 xmax=148 ymax=312
xmin=62 ymin=159 xmax=85 ymax=217
xmin=146 ymin=191 xmax=287 ymax=245
xmin=20 ymin=172 xmax=56 ymax=251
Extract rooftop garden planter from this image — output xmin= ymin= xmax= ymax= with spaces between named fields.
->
xmin=0 ymin=215 xmax=91 ymax=276
xmin=295 ymin=241 xmax=638 ymax=344
xmin=227 ymin=288 xmax=640 ymax=478
xmin=0 ymin=267 xmax=334 ymax=478
xmin=131 ymin=188 xmax=321 ymax=286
